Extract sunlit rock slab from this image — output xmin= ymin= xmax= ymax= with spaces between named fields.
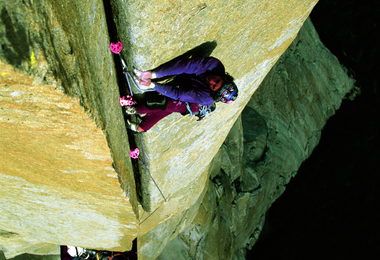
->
xmin=0 ymin=62 xmax=137 ymax=258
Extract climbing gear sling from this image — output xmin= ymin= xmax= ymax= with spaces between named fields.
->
xmin=185 ymin=102 xmax=216 ymax=121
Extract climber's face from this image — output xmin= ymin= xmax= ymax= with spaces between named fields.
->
xmin=206 ymin=75 xmax=224 ymax=91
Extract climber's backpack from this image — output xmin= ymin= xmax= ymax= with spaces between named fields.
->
xmin=144 ymin=91 xmax=168 ymax=110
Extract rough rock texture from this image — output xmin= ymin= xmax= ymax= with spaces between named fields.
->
xmin=0 ymin=250 xmax=59 ymax=260
xmin=156 ymin=18 xmax=354 ymax=260
xmin=0 ymin=61 xmax=137 ymax=257
xmin=1 ymin=0 xmax=138 ymax=257
xmin=116 ymin=1 xmax=317 ymax=259
xmin=0 ymin=0 xmax=139 ymax=210
xmin=0 ymin=0 xmax=327 ymax=259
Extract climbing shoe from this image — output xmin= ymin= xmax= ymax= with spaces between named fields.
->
xmin=123 ymin=106 xmax=136 ymax=115
xmin=126 ymin=119 xmax=139 ymax=132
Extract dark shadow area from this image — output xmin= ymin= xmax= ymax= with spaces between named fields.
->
xmin=150 ymin=40 xmax=217 ymax=81
xmin=247 ymin=1 xmax=379 ymax=259
xmin=164 ymin=40 xmax=218 ymax=64
xmin=59 ymin=240 xmax=137 ymax=260
xmin=105 ymin=0 xmax=218 ymax=211
xmin=0 ymin=7 xmax=30 ymax=68
xmin=102 ymin=0 xmax=147 ymax=210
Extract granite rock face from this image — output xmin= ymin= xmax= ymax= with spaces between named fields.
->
xmin=0 ymin=61 xmax=137 ymax=257
xmin=0 ymin=250 xmax=59 ymax=260
xmin=0 ymin=0 xmax=338 ymax=259
xmin=156 ymin=18 xmax=354 ymax=260
xmin=117 ymin=1 xmax=317 ymax=259
xmin=0 ymin=0 xmax=139 ymax=210
xmin=1 ymin=0 xmax=137 ymax=257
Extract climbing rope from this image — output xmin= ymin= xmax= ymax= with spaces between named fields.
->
xmin=110 ymin=41 xmax=154 ymax=94
xmin=110 ymin=41 xmax=167 ymax=203
xmin=130 ymin=147 xmax=167 ymax=202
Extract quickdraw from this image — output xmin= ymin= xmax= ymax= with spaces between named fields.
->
xmin=110 ymin=41 xmax=167 ymax=204
xmin=109 ymin=41 xmax=154 ymax=94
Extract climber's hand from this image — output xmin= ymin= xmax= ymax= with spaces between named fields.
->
xmin=135 ymin=77 xmax=155 ymax=90
xmin=134 ymin=69 xmax=154 ymax=82
xmin=135 ymin=78 xmax=151 ymax=86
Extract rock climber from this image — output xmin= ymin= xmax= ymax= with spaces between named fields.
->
xmin=125 ymin=56 xmax=238 ymax=132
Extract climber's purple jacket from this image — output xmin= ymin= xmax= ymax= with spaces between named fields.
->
xmin=153 ymin=57 xmax=226 ymax=106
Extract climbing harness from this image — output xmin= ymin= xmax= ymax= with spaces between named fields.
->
xmin=110 ymin=41 xmax=167 ymax=204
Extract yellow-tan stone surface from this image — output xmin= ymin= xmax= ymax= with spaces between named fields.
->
xmin=1 ymin=0 xmax=140 ymax=214
xmin=1 ymin=0 xmax=322 ymax=259
xmin=0 ymin=61 xmax=137 ymax=258
xmin=110 ymin=0 xmax=318 ymax=258
xmin=156 ymin=18 xmax=355 ymax=259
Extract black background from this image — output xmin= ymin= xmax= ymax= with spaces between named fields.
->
xmin=247 ymin=0 xmax=380 ymax=259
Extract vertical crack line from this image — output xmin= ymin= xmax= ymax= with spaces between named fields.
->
xmin=102 ymin=0 xmax=145 ymax=209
